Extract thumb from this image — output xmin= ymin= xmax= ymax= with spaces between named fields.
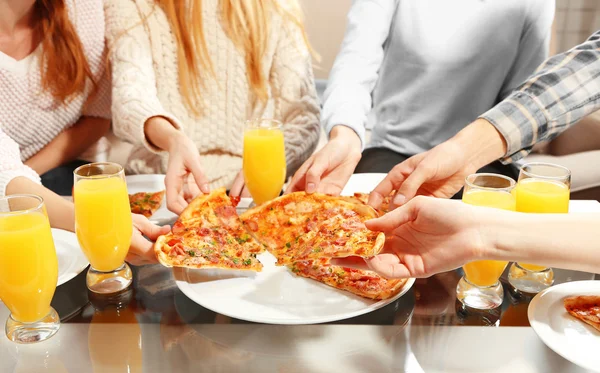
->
xmin=305 ymin=157 xmax=329 ymax=194
xmin=365 ymin=201 xmax=418 ymax=232
xmin=134 ymin=215 xmax=171 ymax=241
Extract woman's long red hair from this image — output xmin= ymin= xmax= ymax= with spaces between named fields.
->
xmin=35 ymin=0 xmax=95 ymax=102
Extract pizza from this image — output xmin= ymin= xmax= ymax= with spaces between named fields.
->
xmin=154 ymin=189 xmax=262 ymax=271
xmin=353 ymin=191 xmax=395 ymax=213
xmin=240 ymin=192 xmax=383 ymax=265
xmin=289 ymin=258 xmax=406 ymax=300
xmin=129 ymin=191 xmax=165 ymax=218
xmin=564 ymin=295 xmax=600 ymax=332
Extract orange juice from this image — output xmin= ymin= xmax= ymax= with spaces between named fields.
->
xmin=462 ymin=189 xmax=515 ymax=286
xmin=516 ymin=178 xmax=569 ymax=271
xmin=89 ymin=307 xmax=142 ymax=373
xmin=0 ymin=212 xmax=58 ymax=323
xmin=75 ymin=177 xmax=132 ymax=272
xmin=243 ymin=128 xmax=286 ymax=205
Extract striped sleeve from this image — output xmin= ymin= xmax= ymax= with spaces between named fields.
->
xmin=481 ymin=30 xmax=600 ymax=164
xmin=0 ymin=129 xmax=41 ymax=197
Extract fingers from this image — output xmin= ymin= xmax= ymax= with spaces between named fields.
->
xmin=394 ymin=165 xmax=434 ymax=208
xmin=365 ymin=200 xmax=418 ymax=232
xmin=229 ymin=171 xmax=245 ymax=197
xmin=365 ymin=253 xmax=412 ymax=279
xmin=285 ymin=157 xmax=313 ymax=194
xmin=132 ymin=214 xmax=171 ymax=240
xmin=127 ymin=233 xmax=156 ymax=266
xmin=165 ymin=171 xmax=186 ymax=214
xmin=304 ymin=157 xmax=330 ymax=194
xmin=330 ymin=256 xmax=371 ymax=271
xmin=188 ymin=157 xmax=210 ymax=194
xmin=368 ymin=166 xmax=407 ymax=209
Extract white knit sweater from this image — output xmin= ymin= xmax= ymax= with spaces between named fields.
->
xmin=104 ymin=0 xmax=321 ymax=189
xmin=0 ymin=0 xmax=111 ymax=164
xmin=0 ymin=129 xmax=40 ymax=197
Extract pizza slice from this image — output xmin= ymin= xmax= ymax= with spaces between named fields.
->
xmin=129 ymin=191 xmax=165 ymax=218
xmin=288 ymin=210 xmax=385 ymax=263
xmin=240 ymin=192 xmax=382 ymax=265
xmin=289 ymin=258 xmax=406 ymax=300
xmin=564 ymin=295 xmax=600 ymax=332
xmin=178 ymin=188 xmax=234 ymax=222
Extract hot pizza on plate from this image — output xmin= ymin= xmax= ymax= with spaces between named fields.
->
xmin=564 ymin=295 xmax=600 ymax=332
xmin=155 ymin=190 xmax=407 ymax=299
xmin=129 ymin=191 xmax=165 ymax=218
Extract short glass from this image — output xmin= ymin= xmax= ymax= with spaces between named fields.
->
xmin=508 ymin=162 xmax=571 ymax=293
xmin=74 ymin=162 xmax=133 ymax=294
xmin=457 ymin=174 xmax=516 ymax=310
xmin=0 ymin=194 xmax=60 ymax=343
xmin=243 ymin=119 xmax=287 ymax=205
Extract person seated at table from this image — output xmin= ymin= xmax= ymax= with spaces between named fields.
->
xmin=1 ymin=0 xmax=207 ymax=211
xmin=104 ymin=0 xmax=320 ymax=208
xmin=287 ymin=0 xmax=555 ymax=196
xmin=332 ymin=196 xmax=600 ymax=279
xmin=0 ymin=128 xmax=166 ymax=266
xmin=0 ymin=0 xmax=111 ymax=196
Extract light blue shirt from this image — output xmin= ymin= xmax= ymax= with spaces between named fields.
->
xmin=322 ymin=0 xmax=555 ymax=155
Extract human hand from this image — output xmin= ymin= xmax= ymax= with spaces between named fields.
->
xmin=126 ymin=214 xmax=171 ymax=266
xmin=164 ymin=131 xmax=210 ymax=214
xmin=229 ymin=170 xmax=252 ymax=198
xmin=369 ymin=119 xmax=507 ymax=210
xmin=332 ymin=196 xmax=489 ymax=279
xmin=286 ymin=126 xmax=362 ymax=195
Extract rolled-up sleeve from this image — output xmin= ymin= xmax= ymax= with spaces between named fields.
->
xmin=481 ymin=30 xmax=600 ymax=163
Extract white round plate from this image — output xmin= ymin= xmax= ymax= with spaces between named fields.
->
xmin=175 ymin=254 xmax=414 ymax=324
xmin=528 ymin=280 xmax=600 ymax=372
xmin=126 ymin=174 xmax=176 ymax=224
xmin=174 ymin=173 xmax=414 ymax=324
xmin=341 ymin=173 xmax=387 ymax=195
xmin=53 ymin=229 xmax=88 ymax=286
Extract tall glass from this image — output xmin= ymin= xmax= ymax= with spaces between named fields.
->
xmin=508 ymin=162 xmax=571 ymax=293
xmin=0 ymin=195 xmax=60 ymax=343
xmin=457 ymin=174 xmax=516 ymax=310
xmin=243 ymin=119 xmax=286 ymax=205
xmin=74 ymin=162 xmax=133 ymax=294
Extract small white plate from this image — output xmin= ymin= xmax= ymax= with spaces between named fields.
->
xmin=53 ymin=229 xmax=88 ymax=286
xmin=174 ymin=173 xmax=414 ymax=324
xmin=126 ymin=174 xmax=177 ymax=224
xmin=528 ymin=280 xmax=600 ymax=372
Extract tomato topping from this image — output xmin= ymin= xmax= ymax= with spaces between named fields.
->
xmin=230 ymin=196 xmax=241 ymax=207
xmin=172 ymin=221 xmax=185 ymax=235
xmin=215 ymin=205 xmax=236 ymax=217
xmin=197 ymin=227 xmax=211 ymax=236
xmin=167 ymin=238 xmax=182 ymax=246
xmin=246 ymin=220 xmax=259 ymax=232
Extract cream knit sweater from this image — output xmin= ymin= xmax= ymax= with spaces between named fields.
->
xmin=104 ymin=0 xmax=321 ymax=189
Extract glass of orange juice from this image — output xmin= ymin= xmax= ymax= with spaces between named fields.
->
xmin=0 ymin=194 xmax=60 ymax=343
xmin=74 ymin=162 xmax=133 ymax=294
xmin=243 ymin=119 xmax=286 ymax=205
xmin=508 ymin=162 xmax=571 ymax=293
xmin=457 ymin=173 xmax=516 ymax=310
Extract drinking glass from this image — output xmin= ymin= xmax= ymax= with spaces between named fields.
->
xmin=243 ymin=119 xmax=286 ymax=205
xmin=508 ymin=162 xmax=571 ymax=293
xmin=457 ymin=173 xmax=516 ymax=310
xmin=74 ymin=162 xmax=133 ymax=294
xmin=0 ymin=194 xmax=60 ymax=343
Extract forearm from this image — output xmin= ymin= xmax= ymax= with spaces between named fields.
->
xmin=448 ymin=118 xmax=508 ymax=170
xmin=6 ymin=177 xmax=75 ymax=232
xmin=484 ymin=212 xmax=600 ymax=274
xmin=143 ymin=116 xmax=182 ymax=152
xmin=25 ymin=116 xmax=110 ymax=174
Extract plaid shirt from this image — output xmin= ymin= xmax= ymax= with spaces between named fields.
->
xmin=481 ymin=30 xmax=600 ymax=163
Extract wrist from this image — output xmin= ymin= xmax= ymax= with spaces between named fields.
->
xmin=330 ymin=125 xmax=361 ymax=150
xmin=144 ymin=116 xmax=181 ymax=152
xmin=452 ymin=119 xmax=508 ymax=170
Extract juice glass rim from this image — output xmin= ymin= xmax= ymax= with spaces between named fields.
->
xmin=0 ymin=194 xmax=44 ymax=217
xmin=74 ymin=162 xmax=124 ymax=180
xmin=245 ymin=118 xmax=282 ymax=131
xmin=464 ymin=173 xmax=516 ymax=192
xmin=519 ymin=162 xmax=571 ymax=181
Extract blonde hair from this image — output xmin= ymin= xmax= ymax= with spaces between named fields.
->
xmin=155 ymin=0 xmax=312 ymax=115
